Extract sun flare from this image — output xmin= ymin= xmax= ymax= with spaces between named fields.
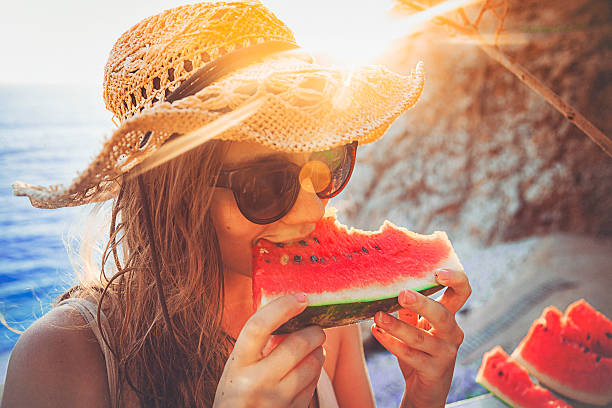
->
xmin=264 ymin=0 xmax=482 ymax=66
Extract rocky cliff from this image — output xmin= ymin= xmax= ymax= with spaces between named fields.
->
xmin=335 ymin=0 xmax=612 ymax=245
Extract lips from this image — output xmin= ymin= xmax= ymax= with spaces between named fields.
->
xmin=253 ymin=229 xmax=316 ymax=248
xmin=254 ymin=236 xmax=308 ymax=248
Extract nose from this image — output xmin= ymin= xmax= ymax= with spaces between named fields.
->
xmin=281 ymin=177 xmax=327 ymax=225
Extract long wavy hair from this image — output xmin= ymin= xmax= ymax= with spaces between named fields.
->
xmin=58 ymin=139 xmax=234 ymax=407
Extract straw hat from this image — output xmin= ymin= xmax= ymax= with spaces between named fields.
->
xmin=13 ymin=1 xmax=424 ymax=209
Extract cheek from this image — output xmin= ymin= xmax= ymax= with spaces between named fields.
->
xmin=211 ymin=190 xmax=250 ymax=233
xmin=210 ymin=190 xmax=264 ymax=274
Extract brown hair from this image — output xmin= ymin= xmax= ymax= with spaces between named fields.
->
xmin=58 ymin=139 xmax=233 ymax=407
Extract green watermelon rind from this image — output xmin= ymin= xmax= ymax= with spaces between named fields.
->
xmin=273 ymin=284 xmax=443 ymax=334
xmin=474 ymin=381 xmax=515 ymax=408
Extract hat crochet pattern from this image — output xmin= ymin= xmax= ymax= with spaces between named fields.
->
xmin=13 ymin=1 xmax=424 ymax=209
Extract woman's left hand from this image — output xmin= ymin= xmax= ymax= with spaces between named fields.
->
xmin=371 ymin=268 xmax=471 ymax=408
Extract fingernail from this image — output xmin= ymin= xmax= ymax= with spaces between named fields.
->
xmin=293 ymin=293 xmax=308 ymax=303
xmin=377 ymin=312 xmax=392 ymax=324
xmin=400 ymin=290 xmax=417 ymax=305
xmin=436 ymin=269 xmax=450 ymax=282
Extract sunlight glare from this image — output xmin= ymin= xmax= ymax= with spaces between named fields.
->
xmin=264 ymin=0 xmax=482 ymax=66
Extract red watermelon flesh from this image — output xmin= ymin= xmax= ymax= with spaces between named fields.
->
xmin=511 ymin=301 xmax=612 ymax=406
xmin=564 ymin=300 xmax=612 ymax=357
xmin=476 ymin=346 xmax=572 ymax=408
xmin=252 ymin=209 xmax=462 ymax=333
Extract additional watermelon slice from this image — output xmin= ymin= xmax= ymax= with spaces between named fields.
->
xmin=476 ymin=346 xmax=572 ymax=408
xmin=511 ymin=300 xmax=612 ymax=406
xmin=564 ymin=300 xmax=612 ymax=357
xmin=251 ymin=208 xmax=462 ymax=333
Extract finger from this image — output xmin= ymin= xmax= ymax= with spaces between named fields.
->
xmin=398 ymin=309 xmax=418 ymax=326
xmin=398 ymin=289 xmax=460 ymax=342
xmin=435 ymin=269 xmax=472 ymax=314
xmin=262 ymin=326 xmax=326 ymax=379
xmin=374 ymin=312 xmax=438 ymax=355
xmin=280 ymin=346 xmax=324 ymax=402
xmin=289 ymin=375 xmax=320 ymax=408
xmin=233 ymin=293 xmax=308 ymax=365
xmin=262 ymin=334 xmax=288 ymax=358
xmin=371 ymin=324 xmax=432 ymax=371
xmin=417 ymin=317 xmax=432 ymax=331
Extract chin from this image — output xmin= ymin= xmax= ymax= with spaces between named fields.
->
xmin=223 ymin=259 xmax=253 ymax=278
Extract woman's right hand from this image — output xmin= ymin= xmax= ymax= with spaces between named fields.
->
xmin=213 ymin=293 xmax=326 ymax=408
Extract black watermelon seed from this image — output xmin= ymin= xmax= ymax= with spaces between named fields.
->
xmin=584 ymin=347 xmax=590 ymax=353
xmin=543 ymin=327 xmax=548 ymax=332
xmin=596 ymin=355 xmax=601 ymax=362
xmin=362 ymin=247 xmax=368 ymax=254
xmin=347 ymin=254 xmax=352 ymax=259
xmin=294 ymin=255 xmax=302 ymax=263
xmin=586 ymin=333 xmax=591 ymax=341
xmin=353 ymin=250 xmax=359 ymax=254
xmin=310 ymin=256 xmax=318 ymax=262
xmin=299 ymin=240 xmax=308 ymax=246
xmin=275 ymin=242 xmax=285 ymax=248
xmin=606 ymin=332 xmax=612 ymax=339
xmin=313 ymin=237 xmax=320 ymax=244
xmin=374 ymin=244 xmax=381 ymax=250
xmin=498 ymin=371 xmax=503 ymax=377
xmin=320 ymin=257 xmax=325 ymax=263
xmin=264 ymin=259 xmax=270 ymax=264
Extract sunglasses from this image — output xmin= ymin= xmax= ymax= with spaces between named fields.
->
xmin=215 ymin=141 xmax=357 ymax=224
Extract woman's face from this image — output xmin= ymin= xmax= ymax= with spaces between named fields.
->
xmin=210 ymin=141 xmax=329 ymax=278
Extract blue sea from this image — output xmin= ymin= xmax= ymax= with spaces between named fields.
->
xmin=0 ymin=84 xmax=113 ymax=377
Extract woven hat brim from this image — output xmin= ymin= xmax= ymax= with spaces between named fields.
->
xmin=13 ymin=54 xmax=424 ymax=209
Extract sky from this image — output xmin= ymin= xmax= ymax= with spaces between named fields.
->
xmin=0 ymin=0 xmax=407 ymax=86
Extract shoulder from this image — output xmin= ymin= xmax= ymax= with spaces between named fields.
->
xmin=1 ymin=303 xmax=111 ymax=408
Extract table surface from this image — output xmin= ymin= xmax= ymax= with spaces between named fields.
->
xmin=446 ymin=394 xmax=508 ymax=407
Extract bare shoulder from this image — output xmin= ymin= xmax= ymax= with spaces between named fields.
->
xmin=1 ymin=304 xmax=111 ymax=408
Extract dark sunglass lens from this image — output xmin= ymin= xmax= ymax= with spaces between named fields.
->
xmin=236 ymin=166 xmax=298 ymax=222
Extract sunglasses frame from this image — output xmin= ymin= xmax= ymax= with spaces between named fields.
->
xmin=215 ymin=141 xmax=357 ymax=224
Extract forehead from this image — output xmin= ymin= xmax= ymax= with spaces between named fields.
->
xmin=223 ymin=141 xmax=310 ymax=166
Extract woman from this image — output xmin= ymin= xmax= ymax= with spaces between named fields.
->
xmin=5 ymin=2 xmax=470 ymax=407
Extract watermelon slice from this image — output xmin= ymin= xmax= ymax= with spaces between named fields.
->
xmin=251 ymin=209 xmax=462 ymax=333
xmin=564 ymin=300 xmax=612 ymax=357
xmin=476 ymin=346 xmax=572 ymax=408
xmin=511 ymin=300 xmax=612 ymax=406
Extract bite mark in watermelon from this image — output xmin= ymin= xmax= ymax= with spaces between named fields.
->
xmin=511 ymin=300 xmax=612 ymax=406
xmin=476 ymin=346 xmax=572 ymax=408
xmin=252 ymin=209 xmax=462 ymax=333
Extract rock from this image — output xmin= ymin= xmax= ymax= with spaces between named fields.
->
xmin=333 ymin=0 xmax=612 ymax=245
